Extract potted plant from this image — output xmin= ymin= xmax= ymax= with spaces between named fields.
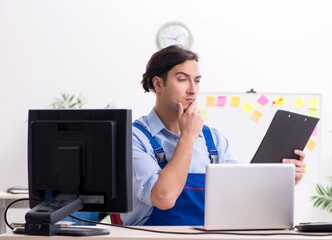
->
xmin=311 ymin=177 xmax=332 ymax=212
xmin=51 ymin=93 xmax=114 ymax=109
xmin=51 ymin=93 xmax=87 ymax=109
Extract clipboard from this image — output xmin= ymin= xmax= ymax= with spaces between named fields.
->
xmin=250 ymin=110 xmax=319 ymax=163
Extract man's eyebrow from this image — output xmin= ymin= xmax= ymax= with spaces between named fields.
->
xmin=175 ymin=72 xmax=201 ymax=78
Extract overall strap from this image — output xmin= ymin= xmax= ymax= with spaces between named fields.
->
xmin=202 ymin=125 xmax=219 ymax=164
xmin=133 ymin=122 xmax=167 ymax=166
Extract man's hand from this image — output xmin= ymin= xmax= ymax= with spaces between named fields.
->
xmin=177 ymin=102 xmax=203 ymax=140
xmin=282 ymin=149 xmax=305 ymax=185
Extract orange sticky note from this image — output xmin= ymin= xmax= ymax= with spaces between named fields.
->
xmin=206 ymin=96 xmax=216 ymax=107
xmin=230 ymin=96 xmax=240 ymax=107
xmin=306 ymin=139 xmax=317 ymax=152
xmin=251 ymin=110 xmax=263 ymax=122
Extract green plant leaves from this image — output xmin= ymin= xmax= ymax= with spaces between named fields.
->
xmin=311 ymin=183 xmax=332 ymax=213
xmin=50 ymin=93 xmax=115 ymax=109
xmin=51 ymin=93 xmax=87 ymax=109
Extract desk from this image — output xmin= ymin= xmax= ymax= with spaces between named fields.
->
xmin=1 ymin=226 xmax=332 ymax=240
xmin=0 ymin=191 xmax=29 ymax=234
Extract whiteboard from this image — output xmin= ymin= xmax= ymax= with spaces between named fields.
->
xmin=198 ymin=92 xmax=321 ymax=182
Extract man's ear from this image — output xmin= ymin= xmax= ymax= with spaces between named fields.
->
xmin=153 ymin=76 xmax=162 ymax=90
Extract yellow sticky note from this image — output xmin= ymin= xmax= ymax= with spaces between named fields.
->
xmin=273 ymin=96 xmax=285 ymax=107
xmin=206 ymin=96 xmax=216 ymax=107
xmin=294 ymin=97 xmax=305 ymax=109
xmin=230 ymin=96 xmax=240 ymax=107
xmin=200 ymin=108 xmax=208 ymax=119
xmin=251 ymin=110 xmax=263 ymax=122
xmin=242 ymin=102 xmax=254 ymax=114
xmin=308 ymin=109 xmax=319 ymax=118
xmin=308 ymin=98 xmax=319 ymax=109
xmin=306 ymin=139 xmax=317 ymax=152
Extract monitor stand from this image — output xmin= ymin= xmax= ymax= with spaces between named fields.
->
xmin=17 ymin=195 xmax=110 ymax=236
xmin=13 ymin=226 xmax=110 ymax=236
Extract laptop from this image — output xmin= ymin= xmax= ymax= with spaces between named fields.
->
xmin=200 ymin=163 xmax=295 ymax=230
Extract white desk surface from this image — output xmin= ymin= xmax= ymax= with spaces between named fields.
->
xmin=0 ymin=191 xmax=28 ymax=200
xmin=1 ymin=192 xmax=331 ymax=239
xmin=1 ymin=226 xmax=332 ymax=240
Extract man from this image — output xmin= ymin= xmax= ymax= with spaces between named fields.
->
xmin=121 ymin=45 xmax=305 ymax=226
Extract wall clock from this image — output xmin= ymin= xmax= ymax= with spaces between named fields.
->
xmin=156 ymin=21 xmax=193 ymax=49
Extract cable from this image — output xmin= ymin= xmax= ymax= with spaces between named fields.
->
xmin=97 ymin=223 xmax=332 ymax=237
xmin=5 ymin=199 xmax=332 ymax=237
xmin=4 ymin=198 xmax=30 ymax=230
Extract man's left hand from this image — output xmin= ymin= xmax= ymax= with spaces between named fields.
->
xmin=282 ymin=149 xmax=305 ymax=185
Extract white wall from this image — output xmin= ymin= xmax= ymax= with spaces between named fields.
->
xmin=1 ymin=0 xmax=332 ymax=223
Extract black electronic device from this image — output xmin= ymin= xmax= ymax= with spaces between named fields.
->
xmin=15 ymin=109 xmax=133 ymax=236
xmin=294 ymin=222 xmax=332 ymax=232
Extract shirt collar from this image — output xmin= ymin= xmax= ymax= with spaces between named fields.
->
xmin=147 ymin=109 xmax=165 ymax=137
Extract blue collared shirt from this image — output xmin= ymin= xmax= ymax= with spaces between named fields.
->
xmin=121 ymin=109 xmax=238 ymax=225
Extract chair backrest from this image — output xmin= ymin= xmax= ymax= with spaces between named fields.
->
xmin=110 ymin=214 xmax=123 ymax=225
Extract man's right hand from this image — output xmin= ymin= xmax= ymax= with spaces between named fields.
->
xmin=177 ymin=101 xmax=204 ymax=141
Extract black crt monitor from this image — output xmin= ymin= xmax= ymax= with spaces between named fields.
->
xmin=20 ymin=109 xmax=133 ymax=236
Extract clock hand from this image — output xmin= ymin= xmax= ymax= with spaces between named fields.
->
xmin=164 ymin=36 xmax=178 ymax=41
xmin=175 ymin=34 xmax=186 ymax=41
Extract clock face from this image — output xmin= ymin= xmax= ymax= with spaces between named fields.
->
xmin=156 ymin=22 xmax=193 ymax=49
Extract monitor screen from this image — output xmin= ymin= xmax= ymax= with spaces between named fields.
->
xmin=21 ymin=109 xmax=133 ymax=236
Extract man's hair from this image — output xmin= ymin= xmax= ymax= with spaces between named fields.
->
xmin=141 ymin=45 xmax=199 ymax=93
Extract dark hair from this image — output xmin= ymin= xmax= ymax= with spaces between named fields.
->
xmin=141 ymin=45 xmax=199 ymax=93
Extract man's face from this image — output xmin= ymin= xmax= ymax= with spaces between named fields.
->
xmin=160 ymin=60 xmax=201 ymax=113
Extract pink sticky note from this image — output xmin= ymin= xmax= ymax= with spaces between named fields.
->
xmin=216 ymin=96 xmax=227 ymax=106
xmin=312 ymin=126 xmax=318 ymax=136
xmin=257 ymin=95 xmax=269 ymax=107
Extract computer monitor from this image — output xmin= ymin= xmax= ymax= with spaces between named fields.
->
xmin=20 ymin=109 xmax=133 ymax=236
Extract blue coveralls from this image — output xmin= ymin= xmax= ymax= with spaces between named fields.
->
xmin=133 ymin=122 xmax=219 ymax=226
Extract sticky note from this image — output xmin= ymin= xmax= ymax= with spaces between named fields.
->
xmin=308 ymin=98 xmax=319 ymax=109
xmin=257 ymin=95 xmax=269 ymax=107
xmin=308 ymin=109 xmax=319 ymax=118
xmin=312 ymin=126 xmax=318 ymax=136
xmin=242 ymin=102 xmax=254 ymax=114
xmin=216 ymin=96 xmax=227 ymax=106
xmin=294 ymin=97 xmax=305 ymax=109
xmin=230 ymin=96 xmax=240 ymax=107
xmin=306 ymin=139 xmax=317 ymax=152
xmin=251 ymin=110 xmax=263 ymax=122
xmin=200 ymin=108 xmax=208 ymax=119
xmin=206 ymin=96 xmax=216 ymax=107
xmin=273 ymin=96 xmax=285 ymax=107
